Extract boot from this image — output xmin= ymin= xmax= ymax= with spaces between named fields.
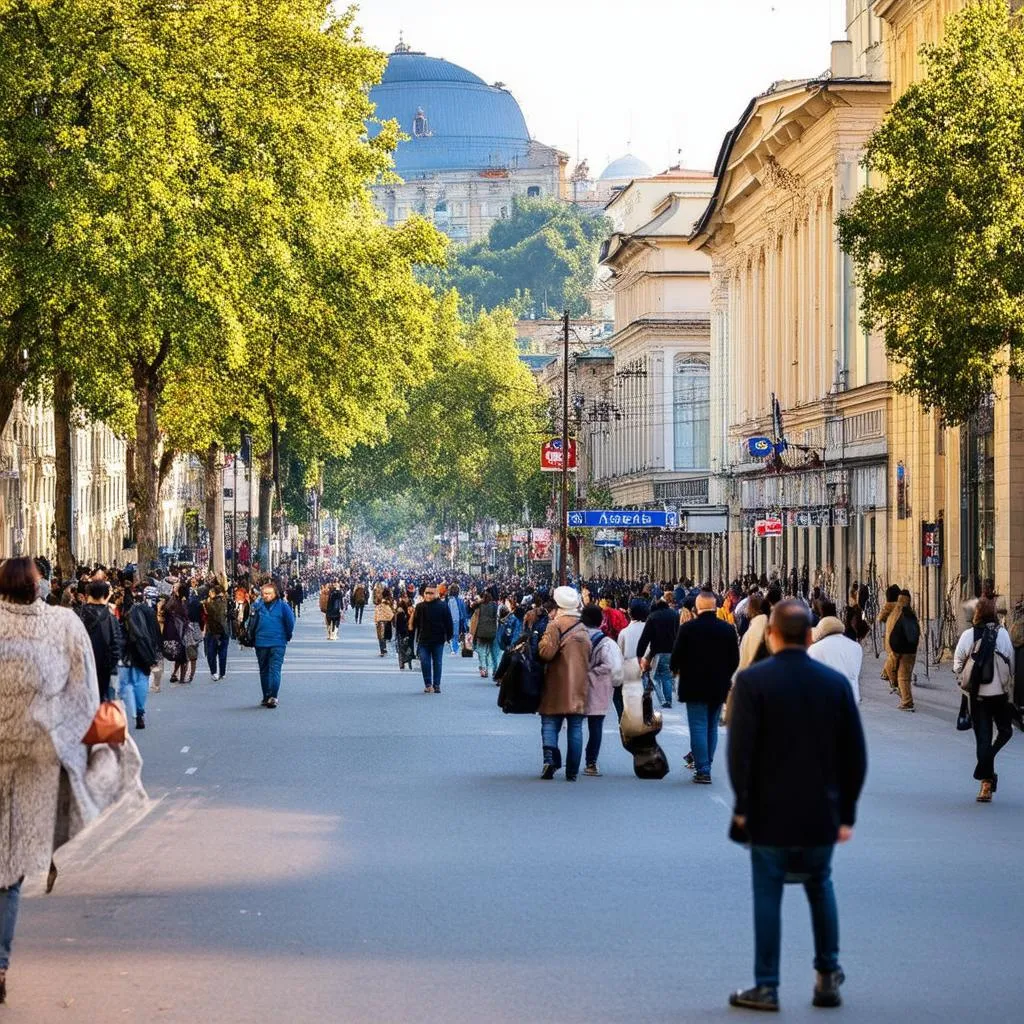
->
xmin=540 ymin=746 xmax=562 ymax=780
xmin=813 ymin=969 xmax=845 ymax=1008
xmin=135 ymin=712 xmax=146 ymax=730
xmin=977 ymin=779 xmax=993 ymax=802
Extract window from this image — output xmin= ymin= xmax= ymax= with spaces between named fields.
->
xmin=499 ymin=205 xmax=509 ymax=219
xmin=673 ymin=356 xmax=710 ymax=470
xmin=527 ymin=186 xmax=541 ymax=198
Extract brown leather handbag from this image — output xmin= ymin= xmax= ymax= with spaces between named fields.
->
xmin=82 ymin=701 xmax=127 ymax=746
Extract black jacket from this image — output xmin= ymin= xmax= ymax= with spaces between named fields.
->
xmin=123 ymin=601 xmax=161 ymax=671
xmin=80 ymin=603 xmax=123 ymax=691
xmin=412 ymin=599 xmax=454 ymax=646
xmin=728 ymin=649 xmax=868 ymax=847
xmin=635 ymin=605 xmax=678 ymax=660
xmin=670 ymin=611 xmax=739 ymax=704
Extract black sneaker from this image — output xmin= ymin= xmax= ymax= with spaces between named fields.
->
xmin=432 ymin=686 xmax=440 ymax=693
xmin=260 ymin=697 xmax=270 ymax=707
xmin=540 ymin=764 xmax=557 ymax=780
xmin=135 ymin=713 xmax=146 ymax=730
xmin=729 ymin=985 xmax=779 ymax=1012
xmin=693 ymin=772 xmax=712 ymax=784
xmin=565 ymin=774 xmax=578 ymax=782
xmin=812 ymin=970 xmax=845 ymax=1008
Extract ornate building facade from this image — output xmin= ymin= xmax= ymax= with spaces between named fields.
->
xmin=693 ymin=46 xmax=892 ymax=593
xmin=367 ymin=43 xmax=568 ymax=244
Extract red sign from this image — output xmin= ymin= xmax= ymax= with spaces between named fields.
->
xmin=755 ymin=518 xmax=783 ymax=538
xmin=541 ymin=438 xmax=578 ymax=472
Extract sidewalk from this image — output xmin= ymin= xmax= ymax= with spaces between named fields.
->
xmin=859 ymin=648 xmax=962 ymax=722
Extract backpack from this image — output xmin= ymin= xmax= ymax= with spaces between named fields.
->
xmin=962 ymin=623 xmax=999 ymax=694
xmin=891 ymin=612 xmax=920 ymax=654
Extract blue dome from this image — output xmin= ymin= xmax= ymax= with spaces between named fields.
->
xmin=369 ymin=50 xmax=532 ymax=177
xmin=600 ymin=154 xmax=653 ymax=181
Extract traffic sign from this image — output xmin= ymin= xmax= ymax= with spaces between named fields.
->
xmin=541 ymin=438 xmax=578 ymax=472
xmin=568 ymin=509 xmax=678 ymax=529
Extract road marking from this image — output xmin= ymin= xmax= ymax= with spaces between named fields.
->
xmin=180 ymin=746 xmax=190 ymax=753
xmin=710 ymin=794 xmax=730 ymax=812
xmin=185 ymin=766 xmax=198 ymax=775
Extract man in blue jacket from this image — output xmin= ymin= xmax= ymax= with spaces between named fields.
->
xmin=252 ymin=581 xmax=295 ymax=709
xmin=727 ymin=600 xmax=867 ymax=1013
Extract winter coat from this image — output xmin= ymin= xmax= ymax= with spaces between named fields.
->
xmin=251 ymin=597 xmax=295 ymax=647
xmin=537 ymin=614 xmax=591 ymax=716
xmin=879 ymin=600 xmax=898 ymax=652
xmin=736 ymin=614 xmax=769 ymax=679
xmin=0 ymin=601 xmax=146 ymax=889
xmin=412 ymin=599 xmax=454 ymax=647
xmin=617 ymin=620 xmax=646 ymax=685
xmin=203 ymin=595 xmax=229 ymax=637
xmin=473 ymin=601 xmax=499 ymax=641
xmin=585 ymin=629 xmax=623 ymax=715
xmin=888 ymin=595 xmax=920 ymax=654
xmin=123 ymin=601 xmax=161 ymax=671
xmin=635 ymin=605 xmax=678 ymax=660
xmin=79 ymin=603 xmax=123 ymax=690
xmin=670 ymin=610 xmax=740 ymax=705
xmin=953 ymin=624 xmax=1015 ymax=699
xmin=809 ymin=616 xmax=863 ymax=701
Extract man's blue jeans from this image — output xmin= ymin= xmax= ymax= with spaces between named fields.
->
xmin=541 ymin=714 xmax=585 ymax=777
xmin=418 ymin=642 xmax=446 ymax=690
xmin=255 ymin=646 xmax=286 ymax=700
xmin=686 ymin=701 xmax=722 ymax=775
xmin=204 ymin=633 xmax=229 ymax=676
xmin=117 ymin=666 xmax=150 ymax=719
xmin=651 ymin=654 xmax=674 ymax=707
xmin=751 ymin=845 xmax=840 ymax=988
xmin=477 ymin=639 xmax=496 ymax=674
xmin=0 ymin=878 xmax=21 ymax=970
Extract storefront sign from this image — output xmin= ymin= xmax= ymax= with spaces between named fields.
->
xmin=755 ymin=518 xmax=783 ymax=538
xmin=921 ymin=520 xmax=942 ymax=567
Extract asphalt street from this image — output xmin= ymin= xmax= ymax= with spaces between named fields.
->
xmin=8 ymin=610 xmax=1024 ymax=1024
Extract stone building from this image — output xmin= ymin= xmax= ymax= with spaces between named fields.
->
xmin=367 ymin=42 xmax=568 ymax=244
xmin=589 ymin=167 xmax=727 ymax=582
xmin=692 ymin=30 xmax=892 ymax=596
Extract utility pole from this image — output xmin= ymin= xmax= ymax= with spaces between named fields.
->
xmin=560 ymin=309 xmax=570 ymax=586
xmin=231 ymin=444 xmax=238 ymax=580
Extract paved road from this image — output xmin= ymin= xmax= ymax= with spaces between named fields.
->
xmin=8 ymin=610 xmax=1024 ymax=1023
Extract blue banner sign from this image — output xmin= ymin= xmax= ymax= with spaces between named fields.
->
xmin=568 ymin=510 xmax=678 ymax=529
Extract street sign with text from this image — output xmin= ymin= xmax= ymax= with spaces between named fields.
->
xmin=541 ymin=438 xmax=578 ymax=472
xmin=755 ymin=518 xmax=783 ymax=538
xmin=568 ymin=509 xmax=678 ymax=529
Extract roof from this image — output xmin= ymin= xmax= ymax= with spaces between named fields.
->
xmin=599 ymin=154 xmax=653 ymax=180
xmin=519 ymin=354 xmax=558 ymax=371
xmin=575 ymin=346 xmax=614 ymax=360
xmin=369 ymin=50 xmax=532 ymax=176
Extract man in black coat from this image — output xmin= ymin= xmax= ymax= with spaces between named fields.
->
xmin=670 ymin=590 xmax=739 ymax=783
xmin=636 ymin=597 xmax=679 ymax=708
xmin=727 ymin=600 xmax=867 ymax=1013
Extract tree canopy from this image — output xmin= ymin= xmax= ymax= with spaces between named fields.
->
xmin=837 ymin=0 xmax=1024 ymax=424
xmin=431 ymin=197 xmax=609 ymax=318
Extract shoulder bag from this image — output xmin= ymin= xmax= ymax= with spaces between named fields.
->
xmin=83 ymin=701 xmax=127 ymax=746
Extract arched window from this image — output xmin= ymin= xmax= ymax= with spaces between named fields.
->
xmin=674 ymin=356 xmax=710 ymax=470
xmin=527 ymin=186 xmax=541 ymax=198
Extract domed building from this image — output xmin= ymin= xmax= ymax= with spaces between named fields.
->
xmin=368 ymin=41 xmax=567 ymax=242
xmin=599 ymin=153 xmax=654 ymax=183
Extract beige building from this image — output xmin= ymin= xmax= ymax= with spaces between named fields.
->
xmin=692 ymin=15 xmax=892 ymax=595
xmin=589 ymin=167 xmax=728 ymax=582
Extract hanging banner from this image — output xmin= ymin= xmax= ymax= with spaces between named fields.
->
xmin=755 ymin=518 xmax=783 ymax=538
xmin=921 ymin=521 xmax=942 ymax=567
xmin=541 ymin=438 xmax=578 ymax=472
xmin=530 ymin=528 xmax=552 ymax=560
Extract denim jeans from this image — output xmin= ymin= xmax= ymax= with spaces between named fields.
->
xmin=0 ymin=878 xmax=21 ymax=970
xmin=651 ymin=653 xmax=674 ymax=706
xmin=418 ymin=642 xmax=446 ymax=690
xmin=117 ymin=666 xmax=150 ymax=719
xmin=204 ymin=633 xmax=229 ymax=676
xmin=255 ymin=645 xmax=286 ymax=700
xmin=686 ymin=701 xmax=722 ymax=775
xmin=751 ymin=845 xmax=840 ymax=988
xmin=541 ymin=714 xmax=585 ymax=777
xmin=585 ymin=714 xmax=606 ymax=766
xmin=450 ymin=635 xmax=461 ymax=655
xmin=971 ymin=693 xmax=1014 ymax=780
xmin=477 ymin=638 xmax=496 ymax=674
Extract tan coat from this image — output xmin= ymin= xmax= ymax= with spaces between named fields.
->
xmin=537 ymin=614 xmax=591 ymax=716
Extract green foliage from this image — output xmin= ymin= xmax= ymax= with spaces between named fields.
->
xmin=837 ymin=0 xmax=1024 ymax=424
xmin=430 ymin=197 xmax=609 ymax=318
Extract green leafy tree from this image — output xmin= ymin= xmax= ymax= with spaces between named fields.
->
xmin=837 ymin=0 xmax=1024 ymax=424
xmin=430 ymin=197 xmax=609 ymax=318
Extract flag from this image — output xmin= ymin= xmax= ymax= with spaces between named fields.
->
xmin=771 ymin=393 xmax=784 ymax=444
xmin=748 ymin=436 xmax=774 ymax=458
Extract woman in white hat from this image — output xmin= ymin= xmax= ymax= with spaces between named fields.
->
xmin=537 ymin=586 xmax=592 ymax=780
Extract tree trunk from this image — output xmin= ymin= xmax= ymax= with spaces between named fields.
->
xmin=53 ymin=369 xmax=76 ymax=576
xmin=257 ymin=454 xmax=273 ymax=571
xmin=131 ymin=376 xmax=160 ymax=571
xmin=203 ymin=444 xmax=225 ymax=578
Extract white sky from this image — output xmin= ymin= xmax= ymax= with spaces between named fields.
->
xmin=348 ymin=0 xmax=849 ymax=173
